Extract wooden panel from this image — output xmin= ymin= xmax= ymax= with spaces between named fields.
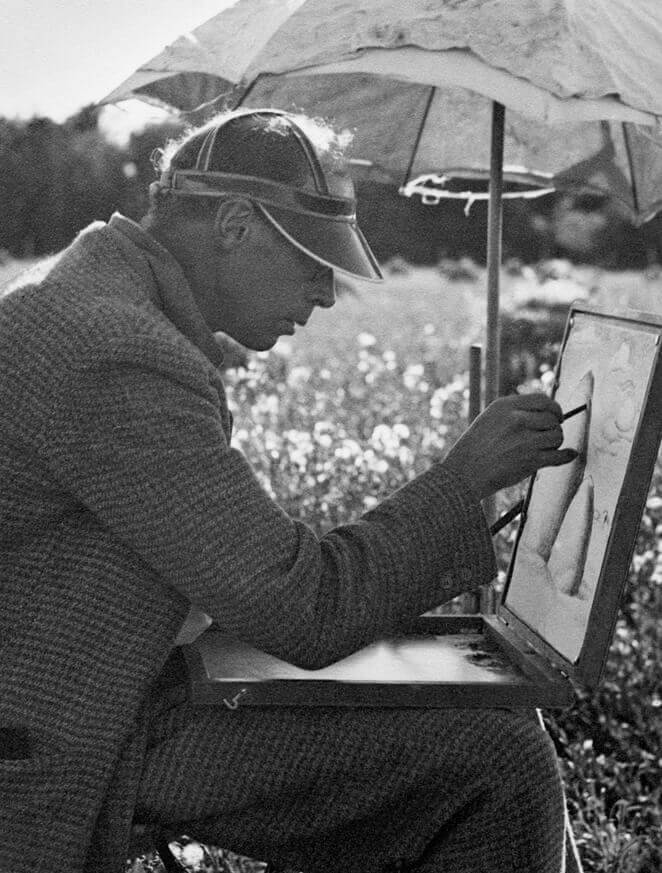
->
xmin=181 ymin=616 xmax=574 ymax=709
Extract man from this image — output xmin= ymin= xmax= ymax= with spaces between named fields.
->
xmin=0 ymin=108 xmax=578 ymax=873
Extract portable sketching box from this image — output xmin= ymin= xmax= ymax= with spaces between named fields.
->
xmin=183 ymin=304 xmax=662 ymax=709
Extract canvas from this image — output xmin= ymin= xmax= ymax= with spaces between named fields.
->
xmin=505 ymin=308 xmax=661 ymax=662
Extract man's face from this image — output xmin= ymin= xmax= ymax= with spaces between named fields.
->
xmin=208 ymin=212 xmax=336 ymax=351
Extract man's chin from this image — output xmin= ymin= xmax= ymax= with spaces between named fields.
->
xmin=248 ymin=336 xmax=278 ymax=352
xmin=217 ymin=329 xmax=274 ymax=354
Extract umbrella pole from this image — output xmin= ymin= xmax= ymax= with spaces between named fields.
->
xmin=480 ymin=102 xmax=505 ymax=559
xmin=484 ymin=101 xmax=505 ymax=408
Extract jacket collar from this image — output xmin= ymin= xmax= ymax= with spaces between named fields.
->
xmin=108 ymin=213 xmax=225 ymax=368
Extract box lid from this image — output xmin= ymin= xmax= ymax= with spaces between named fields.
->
xmin=500 ymin=302 xmax=662 ymax=689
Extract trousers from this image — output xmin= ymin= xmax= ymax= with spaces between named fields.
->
xmin=134 ymin=673 xmax=581 ymax=873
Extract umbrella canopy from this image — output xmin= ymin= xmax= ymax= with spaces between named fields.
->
xmin=101 ymin=0 xmax=662 ymax=223
xmin=100 ymin=0 xmax=662 ymax=415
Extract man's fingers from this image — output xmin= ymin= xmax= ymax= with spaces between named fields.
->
xmin=526 ymin=411 xmax=565 ymax=432
xmin=537 ymin=448 xmax=579 ymax=468
xmin=508 ymin=393 xmax=562 ymax=418
xmin=530 ymin=426 xmax=565 ymax=451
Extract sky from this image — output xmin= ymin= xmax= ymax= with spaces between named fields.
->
xmin=0 ymin=0 xmax=235 ymax=142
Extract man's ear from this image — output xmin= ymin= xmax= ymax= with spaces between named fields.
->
xmin=214 ymin=198 xmax=256 ymax=250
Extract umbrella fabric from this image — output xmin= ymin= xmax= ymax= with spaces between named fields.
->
xmin=242 ymin=71 xmax=662 ymax=224
xmin=99 ymin=0 xmax=662 ymax=225
xmin=102 ymin=0 xmax=662 ymax=114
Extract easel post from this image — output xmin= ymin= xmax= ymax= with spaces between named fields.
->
xmin=480 ymin=102 xmax=505 ymax=613
xmin=484 ymin=101 xmax=504 ymax=411
xmin=469 ymin=343 xmax=482 ymax=423
xmin=465 ymin=343 xmax=483 ymax=613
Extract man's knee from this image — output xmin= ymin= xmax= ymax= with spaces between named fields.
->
xmin=489 ymin=712 xmax=562 ymax=803
xmin=495 ymin=715 xmax=567 ymax=870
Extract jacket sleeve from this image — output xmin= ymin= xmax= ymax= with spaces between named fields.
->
xmin=34 ymin=333 xmax=496 ymax=669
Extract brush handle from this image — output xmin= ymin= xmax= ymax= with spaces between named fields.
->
xmin=562 ymin=403 xmax=588 ymax=422
xmin=490 ymin=498 xmax=525 ymax=535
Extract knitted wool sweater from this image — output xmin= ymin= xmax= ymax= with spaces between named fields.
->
xmin=0 ymin=215 xmax=496 ymax=873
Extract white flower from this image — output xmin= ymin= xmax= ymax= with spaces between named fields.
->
xmin=273 ymin=338 xmax=293 ymax=357
xmin=287 ymin=365 xmax=312 ymax=386
xmin=179 ymin=842 xmax=205 ymax=869
xmin=357 ymin=331 xmax=377 ymax=348
xmin=403 ymin=363 xmax=425 ymax=391
xmin=335 ymin=439 xmax=362 ymax=460
xmin=430 ymin=376 xmax=466 ymax=419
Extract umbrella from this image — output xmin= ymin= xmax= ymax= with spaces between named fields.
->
xmin=100 ymin=0 xmax=662 ymax=410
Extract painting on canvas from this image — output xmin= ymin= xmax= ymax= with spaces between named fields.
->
xmin=505 ymin=311 xmax=660 ymax=662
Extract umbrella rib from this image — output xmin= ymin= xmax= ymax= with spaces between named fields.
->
xmin=236 ymin=74 xmax=263 ymax=109
xmin=182 ymin=73 xmax=263 ymax=118
xmin=621 ymin=122 xmax=641 ymax=217
xmin=403 ymin=86 xmax=436 ymax=187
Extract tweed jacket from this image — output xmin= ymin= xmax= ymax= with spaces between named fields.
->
xmin=0 ymin=215 xmax=496 ymax=873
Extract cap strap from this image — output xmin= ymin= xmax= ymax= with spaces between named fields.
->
xmin=161 ymin=170 xmax=356 ymax=220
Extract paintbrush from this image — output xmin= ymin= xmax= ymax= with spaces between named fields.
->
xmin=489 ymin=402 xmax=588 ymax=535
xmin=562 ymin=402 xmax=588 ymax=422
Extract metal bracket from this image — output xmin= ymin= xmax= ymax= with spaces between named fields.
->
xmin=222 ymin=688 xmax=249 ymax=710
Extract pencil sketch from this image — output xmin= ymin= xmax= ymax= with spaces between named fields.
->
xmin=519 ymin=370 xmax=594 ymax=565
xmin=548 ymin=475 xmax=594 ymax=597
xmin=505 ymin=314 xmax=660 ymax=662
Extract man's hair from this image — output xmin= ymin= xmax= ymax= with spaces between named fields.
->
xmin=148 ymin=109 xmax=353 ymax=223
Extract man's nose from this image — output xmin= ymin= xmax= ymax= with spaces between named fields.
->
xmin=310 ymin=270 xmax=336 ymax=309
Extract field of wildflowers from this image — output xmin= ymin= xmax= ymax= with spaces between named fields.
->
xmin=2 ymin=255 xmax=661 ymax=873
xmin=217 ymin=261 xmax=662 ymax=873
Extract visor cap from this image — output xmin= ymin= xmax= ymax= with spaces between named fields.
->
xmin=159 ymin=109 xmax=382 ymax=282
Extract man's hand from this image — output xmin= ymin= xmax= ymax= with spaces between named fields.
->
xmin=174 ymin=604 xmax=213 ymax=646
xmin=444 ymin=393 xmax=577 ymax=500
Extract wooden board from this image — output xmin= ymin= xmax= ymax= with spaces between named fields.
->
xmin=181 ymin=616 xmax=574 ymax=709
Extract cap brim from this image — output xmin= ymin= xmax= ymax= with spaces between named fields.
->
xmin=258 ymin=204 xmax=383 ymax=282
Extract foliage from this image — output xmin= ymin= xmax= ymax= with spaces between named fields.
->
xmin=3 ymin=111 xmax=662 ymax=269
xmin=0 ymin=110 xmax=132 ymax=257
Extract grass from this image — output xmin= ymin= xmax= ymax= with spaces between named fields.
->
xmin=3 ymin=255 xmax=661 ymax=872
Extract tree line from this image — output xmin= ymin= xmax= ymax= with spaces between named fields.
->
xmin=1 ymin=104 xmax=660 ymax=268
